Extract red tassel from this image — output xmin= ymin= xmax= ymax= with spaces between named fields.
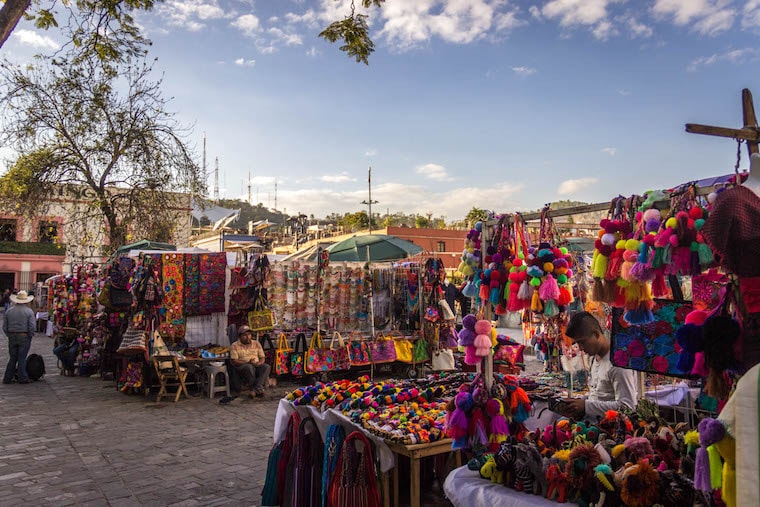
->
xmin=605 ymin=250 xmax=624 ymax=281
xmin=507 ymin=287 xmax=521 ymax=312
xmin=558 ymin=287 xmax=572 ymax=306
xmin=613 ymin=284 xmax=626 ymax=308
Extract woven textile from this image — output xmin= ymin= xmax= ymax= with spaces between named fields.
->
xmin=160 ymin=253 xmax=186 ymax=342
xmin=200 ymin=252 xmax=227 ymax=314
xmin=184 ymin=254 xmax=201 ymax=316
xmin=703 ymin=185 xmax=760 ymax=277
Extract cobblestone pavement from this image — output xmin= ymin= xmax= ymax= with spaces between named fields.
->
xmin=0 ymin=332 xmax=284 ymax=507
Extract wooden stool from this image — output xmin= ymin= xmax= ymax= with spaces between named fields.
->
xmin=152 ymin=355 xmax=188 ymax=402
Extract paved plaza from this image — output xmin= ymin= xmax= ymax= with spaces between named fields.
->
xmin=0 ymin=332 xmax=282 ymax=507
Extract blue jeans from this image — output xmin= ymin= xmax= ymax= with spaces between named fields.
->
xmin=54 ymin=341 xmax=80 ymax=370
xmin=4 ymin=333 xmax=31 ymax=383
xmin=233 ymin=363 xmax=270 ymax=391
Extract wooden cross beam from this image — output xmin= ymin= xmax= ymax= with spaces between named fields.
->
xmin=685 ymin=88 xmax=760 ymax=158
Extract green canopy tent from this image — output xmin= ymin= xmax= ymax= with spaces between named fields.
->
xmin=326 ymin=234 xmax=422 ymax=262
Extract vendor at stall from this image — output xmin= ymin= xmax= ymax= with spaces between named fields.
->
xmin=229 ymin=325 xmax=269 ymax=397
xmin=558 ymin=311 xmax=638 ymax=421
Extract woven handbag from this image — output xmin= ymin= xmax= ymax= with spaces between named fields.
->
xmin=305 ymin=331 xmax=335 ymax=374
xmin=248 ymin=294 xmax=275 ymax=332
xmin=393 ymin=337 xmax=414 ymax=363
xmin=284 ymin=417 xmax=324 ymax=507
xmin=349 ymin=333 xmax=371 ymax=366
xmin=117 ymin=326 xmax=147 ymax=355
xmin=330 ymin=332 xmax=351 ymax=371
xmin=275 ymin=332 xmax=292 ymax=376
xmin=290 ymin=333 xmax=308 ymax=377
xmin=327 ymin=430 xmax=381 ymax=507
xmin=368 ymin=335 xmax=397 ymax=364
xmin=275 ymin=411 xmax=301 ymax=505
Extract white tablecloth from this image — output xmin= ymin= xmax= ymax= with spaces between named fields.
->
xmin=273 ymin=398 xmax=396 ymax=472
xmin=443 ymin=466 xmax=564 ymax=507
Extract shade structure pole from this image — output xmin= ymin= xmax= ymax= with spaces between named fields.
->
xmin=368 ymin=245 xmax=376 ymax=381
xmin=316 ymin=247 xmax=322 ymax=336
xmin=479 ymin=221 xmax=494 ymax=391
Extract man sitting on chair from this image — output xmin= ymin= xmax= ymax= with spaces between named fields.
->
xmin=230 ymin=325 xmax=270 ymax=398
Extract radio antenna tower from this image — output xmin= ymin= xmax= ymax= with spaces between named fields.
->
xmin=274 ymin=179 xmax=278 ymax=211
xmin=213 ymin=157 xmax=219 ymax=202
xmin=247 ymin=171 xmax=252 ymax=205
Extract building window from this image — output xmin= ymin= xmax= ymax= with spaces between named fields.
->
xmin=0 ymin=219 xmax=17 ymax=242
xmin=36 ymin=273 xmax=56 ymax=284
xmin=436 ymin=241 xmax=446 ymax=252
xmin=38 ymin=221 xmax=58 ymax=243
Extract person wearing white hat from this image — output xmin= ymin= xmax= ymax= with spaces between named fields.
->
xmin=3 ymin=290 xmax=36 ymax=384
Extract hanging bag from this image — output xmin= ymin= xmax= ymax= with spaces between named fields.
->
xmin=431 ymin=348 xmax=456 ymax=371
xmin=348 ymin=333 xmax=371 ymax=367
xmin=117 ymin=326 xmax=148 ymax=355
xmin=275 ymin=332 xmax=293 ymax=376
xmin=321 ymin=424 xmax=346 ymax=507
xmin=274 ymin=411 xmax=301 ymax=505
xmin=249 ymin=293 xmax=276 ymax=332
xmin=259 ymin=334 xmax=276 ymax=372
xmin=368 ymin=334 xmax=397 ymax=364
xmin=412 ymin=337 xmax=430 ymax=363
xmin=330 ymin=332 xmax=351 ymax=371
xmin=290 ymin=333 xmax=308 ymax=377
xmin=284 ymin=417 xmax=324 ymax=507
xmin=306 ymin=331 xmax=335 ymax=374
xmin=327 ymin=430 xmax=381 ymax=507
xmin=393 ymin=336 xmax=414 ymax=363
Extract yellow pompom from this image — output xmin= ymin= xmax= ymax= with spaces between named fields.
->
xmin=625 ymin=239 xmax=640 ymax=251
xmin=616 ymin=239 xmax=627 ymax=250
xmin=612 ymin=444 xmax=626 ymax=458
xmin=666 ymin=217 xmax=677 ymax=229
xmin=544 ymin=262 xmax=554 ymax=273
xmin=684 ymin=430 xmax=700 ymax=448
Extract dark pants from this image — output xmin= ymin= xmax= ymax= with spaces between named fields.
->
xmin=4 ymin=333 xmax=31 ymax=383
xmin=54 ymin=341 xmax=80 ymax=370
xmin=233 ymin=363 xmax=270 ymax=391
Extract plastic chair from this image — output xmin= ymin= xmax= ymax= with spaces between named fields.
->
xmin=201 ymin=363 xmax=230 ymax=399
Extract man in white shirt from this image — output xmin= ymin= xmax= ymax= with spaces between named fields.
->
xmin=558 ymin=311 xmax=638 ymax=421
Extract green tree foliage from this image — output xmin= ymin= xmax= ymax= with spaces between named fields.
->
xmin=0 ymin=0 xmax=155 ymax=62
xmin=319 ymin=0 xmax=385 ymax=65
xmin=341 ymin=211 xmax=369 ymax=231
xmin=465 ymin=207 xmax=488 ymax=228
xmin=0 ymin=24 xmax=203 ymax=254
xmin=414 ymin=215 xmax=430 ymax=228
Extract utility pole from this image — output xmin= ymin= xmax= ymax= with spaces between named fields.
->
xmin=247 ymin=171 xmax=252 ymax=205
xmin=202 ymin=132 xmax=207 ymax=198
xmin=213 ymin=157 xmax=219 ymax=202
xmin=274 ymin=179 xmax=278 ymax=211
xmin=361 ymin=167 xmax=379 ymax=234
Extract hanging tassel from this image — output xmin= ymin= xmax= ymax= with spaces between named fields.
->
xmin=591 ymin=277 xmax=605 ymax=302
xmin=624 ymin=307 xmax=655 ymax=324
xmin=473 ymin=334 xmax=492 ymax=357
xmin=531 ymin=290 xmax=543 ymax=313
xmin=479 ymin=282 xmax=490 ymax=303
xmin=464 ymin=345 xmax=480 ymax=365
xmin=517 ymin=279 xmax=532 ymax=300
xmin=558 ymin=287 xmax=572 ymax=306
xmin=593 ymin=254 xmax=608 ymax=279
xmin=694 ymin=419 xmax=725 ymax=493
xmin=605 ymin=250 xmax=624 ymax=281
xmin=544 ymin=299 xmax=559 ymax=317
xmin=469 ymin=407 xmax=489 ymax=448
xmin=624 ymin=282 xmax=642 ymax=309
xmin=651 ymin=247 xmax=664 ymax=268
xmin=486 ymin=399 xmax=509 ymax=451
xmin=714 ymin=435 xmax=736 ymax=507
xmin=707 ymin=444 xmax=722 ymax=490
xmin=697 ymin=242 xmax=714 ymax=267
xmin=539 ymin=275 xmax=560 ymax=302
xmin=651 ymin=270 xmax=668 ymax=297
xmin=489 ymin=287 xmax=500 ymax=305
xmin=507 ymin=284 xmax=521 ymax=312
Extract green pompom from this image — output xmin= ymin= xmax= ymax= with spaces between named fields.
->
xmin=557 ymin=274 xmax=568 ymax=285
xmin=530 ymin=277 xmax=541 ymax=287
xmin=559 ymin=247 xmax=569 ymax=255
xmin=694 ymin=218 xmax=705 ymax=230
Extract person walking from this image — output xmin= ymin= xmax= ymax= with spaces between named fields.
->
xmin=2 ymin=288 xmax=10 ymax=314
xmin=3 ymin=290 xmax=36 ymax=384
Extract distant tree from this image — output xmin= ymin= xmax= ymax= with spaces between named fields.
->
xmin=0 ymin=23 xmax=203 ymax=253
xmin=465 ymin=208 xmax=488 ymax=228
xmin=414 ymin=215 xmax=430 ymax=228
xmin=342 ymin=211 xmax=369 ymax=231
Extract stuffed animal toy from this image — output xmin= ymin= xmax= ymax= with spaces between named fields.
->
xmin=545 ymin=459 xmax=569 ymax=503
xmin=494 ymin=441 xmax=517 ymax=487
xmin=572 ymin=421 xmax=600 ymax=444
xmin=589 ymin=463 xmax=621 ymax=507
xmin=525 ymin=441 xmax=549 ymax=496
xmin=479 ymin=456 xmax=504 ymax=484
xmin=652 ymin=426 xmax=680 ymax=472
xmin=513 ymin=443 xmax=534 ymax=493
xmin=565 ymin=443 xmax=603 ymax=505
xmin=619 ymin=459 xmax=661 ymax=507
xmin=612 ymin=436 xmax=653 ymax=465
xmin=658 ymin=469 xmax=697 ymax=507
xmin=541 ymin=419 xmax=572 ymax=450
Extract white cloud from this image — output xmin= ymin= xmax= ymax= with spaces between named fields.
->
xmin=542 ymin=0 xmax=613 ymax=27
xmin=232 ymin=13 xmax=261 ymax=36
xmin=234 ymin=58 xmax=256 ymax=67
xmin=601 ymin=147 xmax=617 ymax=156
xmin=271 ymin=180 xmax=523 ymax=221
xmin=364 ymin=148 xmax=377 ymax=157
xmin=529 ymin=5 xmax=543 ymax=20
xmin=267 ymin=26 xmax=303 ymax=46
xmin=512 ymin=66 xmax=537 ymax=76
xmin=557 ymin=177 xmax=599 ymax=195
xmin=618 ymin=89 xmax=631 ymax=96
xmin=687 ymin=48 xmax=760 ymax=71
xmin=625 ymin=17 xmax=653 ymax=38
xmin=416 ymin=163 xmax=454 ymax=181
xmin=743 ymin=0 xmax=760 ymax=29
xmin=305 ymin=46 xmax=320 ymax=57
xmin=250 ymin=176 xmax=277 ymax=185
xmin=158 ymin=0 xmax=227 ymax=31
xmin=320 ymin=172 xmax=356 ymax=183
xmin=12 ymin=29 xmax=59 ymax=50
xmin=592 ymin=19 xmax=617 ymax=40
xmin=652 ymin=0 xmax=736 ymax=35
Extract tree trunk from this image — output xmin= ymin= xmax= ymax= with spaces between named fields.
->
xmin=0 ymin=0 xmax=32 ymax=50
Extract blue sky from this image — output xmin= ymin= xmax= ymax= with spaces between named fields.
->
xmin=4 ymin=0 xmax=760 ymax=221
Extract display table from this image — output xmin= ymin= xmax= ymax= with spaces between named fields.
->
xmin=443 ymin=465 xmax=562 ymax=507
xmin=273 ymin=398 xmax=460 ymax=507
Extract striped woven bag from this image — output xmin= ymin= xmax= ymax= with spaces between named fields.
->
xmin=327 ymin=431 xmax=381 ymax=507
xmin=284 ymin=417 xmax=324 ymax=507
xmin=275 ymin=411 xmax=300 ymax=505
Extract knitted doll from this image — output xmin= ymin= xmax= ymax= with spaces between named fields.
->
xmin=546 ymin=459 xmax=569 ymax=503
xmin=589 ymin=463 xmax=622 ymax=507
xmin=566 ymin=443 xmax=603 ymax=505
xmin=619 ymin=459 xmax=661 ymax=507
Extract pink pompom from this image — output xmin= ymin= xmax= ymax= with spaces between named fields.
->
xmin=474 ymin=319 xmax=492 ymax=335
xmin=668 ymin=234 xmax=679 ymax=247
xmin=685 ymin=310 xmax=708 ymax=326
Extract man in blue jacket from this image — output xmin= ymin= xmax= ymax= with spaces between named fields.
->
xmin=3 ymin=290 xmax=36 ymax=384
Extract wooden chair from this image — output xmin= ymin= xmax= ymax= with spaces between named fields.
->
xmin=152 ymin=354 xmax=188 ymax=402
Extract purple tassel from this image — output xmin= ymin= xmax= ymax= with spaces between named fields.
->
xmin=694 ymin=446 xmax=712 ymax=492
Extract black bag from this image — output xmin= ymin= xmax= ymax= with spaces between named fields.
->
xmin=26 ymin=353 xmax=45 ymax=381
